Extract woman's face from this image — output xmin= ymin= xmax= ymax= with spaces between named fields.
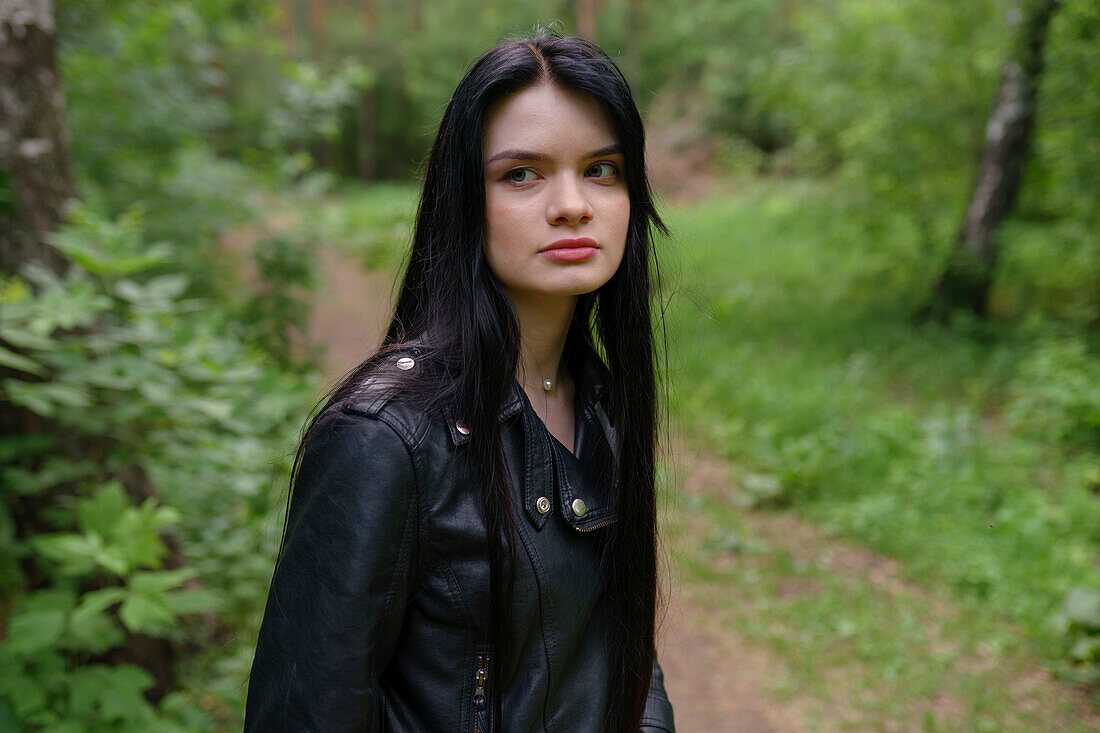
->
xmin=482 ymin=83 xmax=630 ymax=307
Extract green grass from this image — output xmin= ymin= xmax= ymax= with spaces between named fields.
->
xmin=669 ymin=488 xmax=1095 ymax=731
xmin=663 ymin=180 xmax=1100 ymax=667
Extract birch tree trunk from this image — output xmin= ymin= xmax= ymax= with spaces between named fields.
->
xmin=931 ymin=0 xmax=1059 ymax=315
xmin=0 ymin=0 xmax=73 ymax=277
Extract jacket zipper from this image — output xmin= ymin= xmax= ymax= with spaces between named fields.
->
xmin=574 ymin=516 xmax=617 ymax=532
xmin=473 ymin=654 xmax=490 ymax=733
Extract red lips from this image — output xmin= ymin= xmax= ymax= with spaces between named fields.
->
xmin=541 ymin=237 xmax=598 ymax=251
xmin=539 ymin=237 xmax=598 ymax=262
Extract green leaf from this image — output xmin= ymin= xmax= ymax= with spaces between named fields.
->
xmin=100 ymin=665 xmax=155 ymax=721
xmin=167 ymin=587 xmax=220 ymax=615
xmin=68 ymin=666 xmax=110 ymax=716
xmin=128 ymin=568 xmax=196 ymax=595
xmin=6 ymin=594 xmax=69 ymax=654
xmin=0 ymin=345 xmax=45 ymax=376
xmin=71 ymin=587 xmax=127 ymax=631
xmin=0 ymin=325 xmax=54 ymax=350
xmin=2 ymin=673 xmax=47 ymax=718
xmin=146 ymin=274 xmax=189 ymax=299
xmin=110 ymin=501 xmax=172 ymax=569
xmin=0 ymin=656 xmax=49 ymax=720
xmin=11 ymin=587 xmax=76 ymax=616
xmin=91 ymin=545 xmax=131 ymax=576
xmin=67 ymin=609 xmax=126 ymax=654
xmin=114 ymin=279 xmax=146 ymax=303
xmin=68 ymin=664 xmax=156 ymax=723
xmin=3 ymin=380 xmax=92 ymax=417
xmin=30 ymin=533 xmax=100 ymax=576
xmin=76 ymin=482 xmax=131 ymax=538
xmin=1 ymin=457 xmax=97 ymax=496
xmin=119 ymin=593 xmax=175 ymax=634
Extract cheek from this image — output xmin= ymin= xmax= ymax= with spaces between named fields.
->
xmin=610 ymin=196 xmax=631 ymax=256
xmin=483 ymin=197 xmax=530 ymax=281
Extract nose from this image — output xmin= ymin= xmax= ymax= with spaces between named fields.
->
xmin=545 ymin=174 xmax=594 ymax=226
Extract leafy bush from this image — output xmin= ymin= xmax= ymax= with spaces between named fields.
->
xmin=1054 ymin=587 xmax=1100 ymax=683
xmin=240 ymin=234 xmax=319 ymax=366
xmin=0 ymin=205 xmax=314 ymax=729
xmin=1007 ymin=335 xmax=1100 ymax=449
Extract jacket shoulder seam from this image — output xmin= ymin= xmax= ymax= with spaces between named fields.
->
xmin=343 ymin=399 xmax=431 ymax=451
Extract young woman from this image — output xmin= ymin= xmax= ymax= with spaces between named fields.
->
xmin=245 ymin=34 xmax=676 ymax=733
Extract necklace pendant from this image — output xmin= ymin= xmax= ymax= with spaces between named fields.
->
xmin=543 ymin=379 xmax=554 ymax=392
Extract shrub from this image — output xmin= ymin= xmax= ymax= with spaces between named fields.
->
xmin=0 ymin=205 xmax=314 ymax=729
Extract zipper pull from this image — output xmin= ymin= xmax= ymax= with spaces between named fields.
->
xmin=474 ymin=655 xmax=489 ymax=700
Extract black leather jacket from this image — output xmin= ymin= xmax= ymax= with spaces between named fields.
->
xmin=245 ymin=353 xmax=675 ymax=732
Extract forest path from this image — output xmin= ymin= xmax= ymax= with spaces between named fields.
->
xmin=224 ymin=212 xmax=1100 ymax=731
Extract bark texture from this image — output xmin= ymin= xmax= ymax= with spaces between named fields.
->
xmin=932 ymin=0 xmax=1059 ymax=315
xmin=0 ymin=0 xmax=73 ymax=276
xmin=0 ymin=0 xmax=182 ymax=703
xmin=576 ymin=0 xmax=598 ymax=39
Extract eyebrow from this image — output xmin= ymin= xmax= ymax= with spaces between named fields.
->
xmin=484 ymin=144 xmax=624 ymax=165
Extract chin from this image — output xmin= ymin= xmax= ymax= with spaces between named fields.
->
xmin=551 ymin=274 xmax=615 ymax=298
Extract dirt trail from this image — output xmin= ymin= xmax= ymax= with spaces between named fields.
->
xmin=659 ymin=589 xmax=803 ymax=733
xmin=665 ymin=451 xmax=1100 ymax=732
xmin=306 ymin=246 xmax=394 ymax=384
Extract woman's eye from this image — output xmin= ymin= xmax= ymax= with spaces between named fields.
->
xmin=505 ymin=168 xmax=536 ymax=183
xmin=586 ymin=162 xmax=618 ymax=179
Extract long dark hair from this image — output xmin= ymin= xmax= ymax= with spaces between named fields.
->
xmin=288 ymin=33 xmax=667 ymax=732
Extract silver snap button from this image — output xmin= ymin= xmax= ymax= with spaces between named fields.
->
xmin=536 ymin=496 xmax=551 ymax=515
xmin=571 ymin=498 xmax=587 ymax=517
xmin=395 ymin=356 xmax=415 ymax=370
xmin=455 ymin=422 xmax=471 ymax=436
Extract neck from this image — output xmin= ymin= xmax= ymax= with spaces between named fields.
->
xmin=509 ymin=292 xmax=576 ymax=391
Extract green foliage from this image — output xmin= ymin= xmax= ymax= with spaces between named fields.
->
xmin=668 ymin=182 xmax=1100 ymax=681
xmin=1007 ymin=0 xmax=1100 ymax=323
xmin=293 ymin=183 xmax=417 ymax=270
xmin=756 ymin=0 xmax=1008 ymax=270
xmin=1054 ymin=587 xmax=1100 ymax=683
xmin=240 ymin=233 xmax=319 ymax=365
xmin=0 ymin=205 xmax=313 ymax=729
xmin=266 ymin=58 xmax=375 ymax=153
xmin=58 ymin=2 xmax=264 ymax=264
xmin=618 ymin=0 xmax=793 ymax=150
xmin=1007 ymin=335 xmax=1100 ymax=448
xmin=33 ymin=0 xmax=1098 ymax=719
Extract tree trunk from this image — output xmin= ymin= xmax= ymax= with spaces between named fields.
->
xmin=576 ymin=0 xmax=598 ymax=39
xmin=307 ymin=0 xmax=327 ymax=57
xmin=0 ymin=0 xmax=74 ymax=277
xmin=931 ymin=0 xmax=1059 ymax=316
xmin=358 ymin=1 xmax=377 ymax=181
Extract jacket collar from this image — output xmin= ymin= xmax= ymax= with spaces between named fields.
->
xmin=447 ymin=351 xmax=611 ymax=444
xmin=440 ymin=351 xmax=618 ymax=531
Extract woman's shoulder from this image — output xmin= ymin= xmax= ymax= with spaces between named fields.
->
xmin=323 ymin=347 xmax=451 ymax=451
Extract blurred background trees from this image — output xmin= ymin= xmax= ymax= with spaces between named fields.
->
xmin=1 ymin=0 xmax=1098 ymax=729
